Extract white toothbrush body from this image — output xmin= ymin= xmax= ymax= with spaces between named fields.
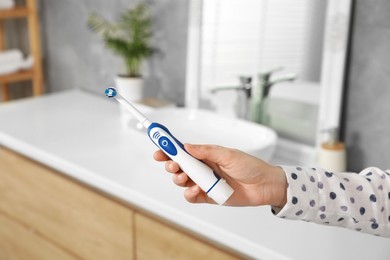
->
xmin=105 ymin=87 xmax=234 ymax=205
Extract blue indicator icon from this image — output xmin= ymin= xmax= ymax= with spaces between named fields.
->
xmin=158 ymin=136 xmax=178 ymax=156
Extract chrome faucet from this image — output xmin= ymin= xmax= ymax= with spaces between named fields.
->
xmin=211 ymin=76 xmax=253 ymax=119
xmin=212 ymin=68 xmax=296 ymax=122
xmin=251 ymin=68 xmax=296 ymax=123
xmin=260 ymin=67 xmax=296 ymax=98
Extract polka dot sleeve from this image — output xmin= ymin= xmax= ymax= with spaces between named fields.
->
xmin=273 ymin=166 xmax=390 ymax=237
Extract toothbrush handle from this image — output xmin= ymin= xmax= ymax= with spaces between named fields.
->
xmin=147 ymin=122 xmax=234 ymax=205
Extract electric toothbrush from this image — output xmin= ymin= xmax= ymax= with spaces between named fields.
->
xmin=105 ymin=87 xmax=234 ymax=205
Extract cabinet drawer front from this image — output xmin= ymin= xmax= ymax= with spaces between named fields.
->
xmin=0 ymin=213 xmax=76 ymax=260
xmin=135 ymin=213 xmax=241 ymax=260
xmin=0 ymin=147 xmax=134 ymax=260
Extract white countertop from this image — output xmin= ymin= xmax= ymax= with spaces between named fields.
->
xmin=0 ymin=90 xmax=389 ymax=260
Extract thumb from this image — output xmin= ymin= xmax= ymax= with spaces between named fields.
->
xmin=184 ymin=144 xmax=231 ymax=165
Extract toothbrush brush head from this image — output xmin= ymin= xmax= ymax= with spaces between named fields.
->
xmin=105 ymin=87 xmax=117 ymax=98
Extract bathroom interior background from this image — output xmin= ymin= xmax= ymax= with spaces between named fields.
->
xmin=5 ymin=0 xmax=390 ymax=172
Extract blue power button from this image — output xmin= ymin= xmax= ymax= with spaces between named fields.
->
xmin=158 ymin=136 xmax=178 ymax=156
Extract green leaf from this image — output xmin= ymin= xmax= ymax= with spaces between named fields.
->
xmin=87 ymin=2 xmax=155 ymax=76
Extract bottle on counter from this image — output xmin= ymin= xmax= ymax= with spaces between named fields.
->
xmin=317 ymin=128 xmax=347 ymax=173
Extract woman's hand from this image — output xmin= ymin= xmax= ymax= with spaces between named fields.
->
xmin=154 ymin=144 xmax=287 ymax=207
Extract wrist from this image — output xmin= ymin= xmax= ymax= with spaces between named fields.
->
xmin=268 ymin=166 xmax=288 ymax=208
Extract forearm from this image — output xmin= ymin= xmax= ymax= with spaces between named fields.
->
xmin=273 ymin=166 xmax=390 ymax=237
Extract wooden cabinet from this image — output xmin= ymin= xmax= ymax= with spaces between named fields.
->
xmin=135 ymin=213 xmax=240 ymax=260
xmin=0 ymin=213 xmax=74 ymax=260
xmin=0 ymin=147 xmax=244 ymax=259
xmin=0 ymin=0 xmax=43 ymax=101
xmin=0 ymin=147 xmax=134 ymax=259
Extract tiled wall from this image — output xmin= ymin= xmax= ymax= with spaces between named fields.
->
xmin=40 ymin=0 xmax=189 ymax=105
xmin=343 ymin=0 xmax=390 ymax=171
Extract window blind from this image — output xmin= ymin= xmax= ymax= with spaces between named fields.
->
xmin=200 ymin=0 xmax=326 ymax=92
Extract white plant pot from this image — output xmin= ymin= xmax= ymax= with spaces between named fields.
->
xmin=115 ymin=76 xmax=143 ymax=102
xmin=114 ymin=76 xmax=144 ymax=127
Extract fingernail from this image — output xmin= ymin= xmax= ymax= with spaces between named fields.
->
xmin=191 ymin=185 xmax=200 ymax=193
xmin=168 ymin=162 xmax=175 ymax=171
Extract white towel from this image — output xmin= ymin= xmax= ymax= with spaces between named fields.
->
xmin=0 ymin=49 xmax=23 ymax=63
xmin=0 ymin=49 xmax=34 ymax=75
xmin=0 ymin=0 xmax=15 ymax=10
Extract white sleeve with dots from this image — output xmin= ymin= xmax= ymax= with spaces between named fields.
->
xmin=273 ymin=166 xmax=390 ymax=237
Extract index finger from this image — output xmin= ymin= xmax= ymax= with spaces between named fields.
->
xmin=153 ymin=149 xmax=170 ymax=161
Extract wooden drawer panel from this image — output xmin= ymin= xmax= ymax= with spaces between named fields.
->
xmin=0 ymin=212 xmax=75 ymax=260
xmin=0 ymin=147 xmax=134 ymax=259
xmin=135 ymin=213 xmax=241 ymax=260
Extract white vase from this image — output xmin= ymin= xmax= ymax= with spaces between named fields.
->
xmin=115 ymin=76 xmax=143 ymax=102
xmin=114 ymin=76 xmax=144 ymax=127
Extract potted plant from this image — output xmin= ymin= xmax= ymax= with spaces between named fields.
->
xmin=88 ymin=2 xmax=154 ymax=101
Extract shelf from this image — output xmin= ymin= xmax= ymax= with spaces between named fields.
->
xmin=0 ymin=0 xmax=43 ymax=101
xmin=0 ymin=69 xmax=34 ymax=84
xmin=0 ymin=7 xmax=29 ymax=19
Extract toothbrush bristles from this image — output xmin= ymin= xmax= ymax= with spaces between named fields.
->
xmin=105 ymin=87 xmax=117 ymax=98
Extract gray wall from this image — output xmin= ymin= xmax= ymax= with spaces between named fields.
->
xmin=343 ymin=0 xmax=390 ymax=171
xmin=40 ymin=0 xmax=189 ymax=105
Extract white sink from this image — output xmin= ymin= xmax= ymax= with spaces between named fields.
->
xmin=130 ymin=107 xmax=277 ymax=161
